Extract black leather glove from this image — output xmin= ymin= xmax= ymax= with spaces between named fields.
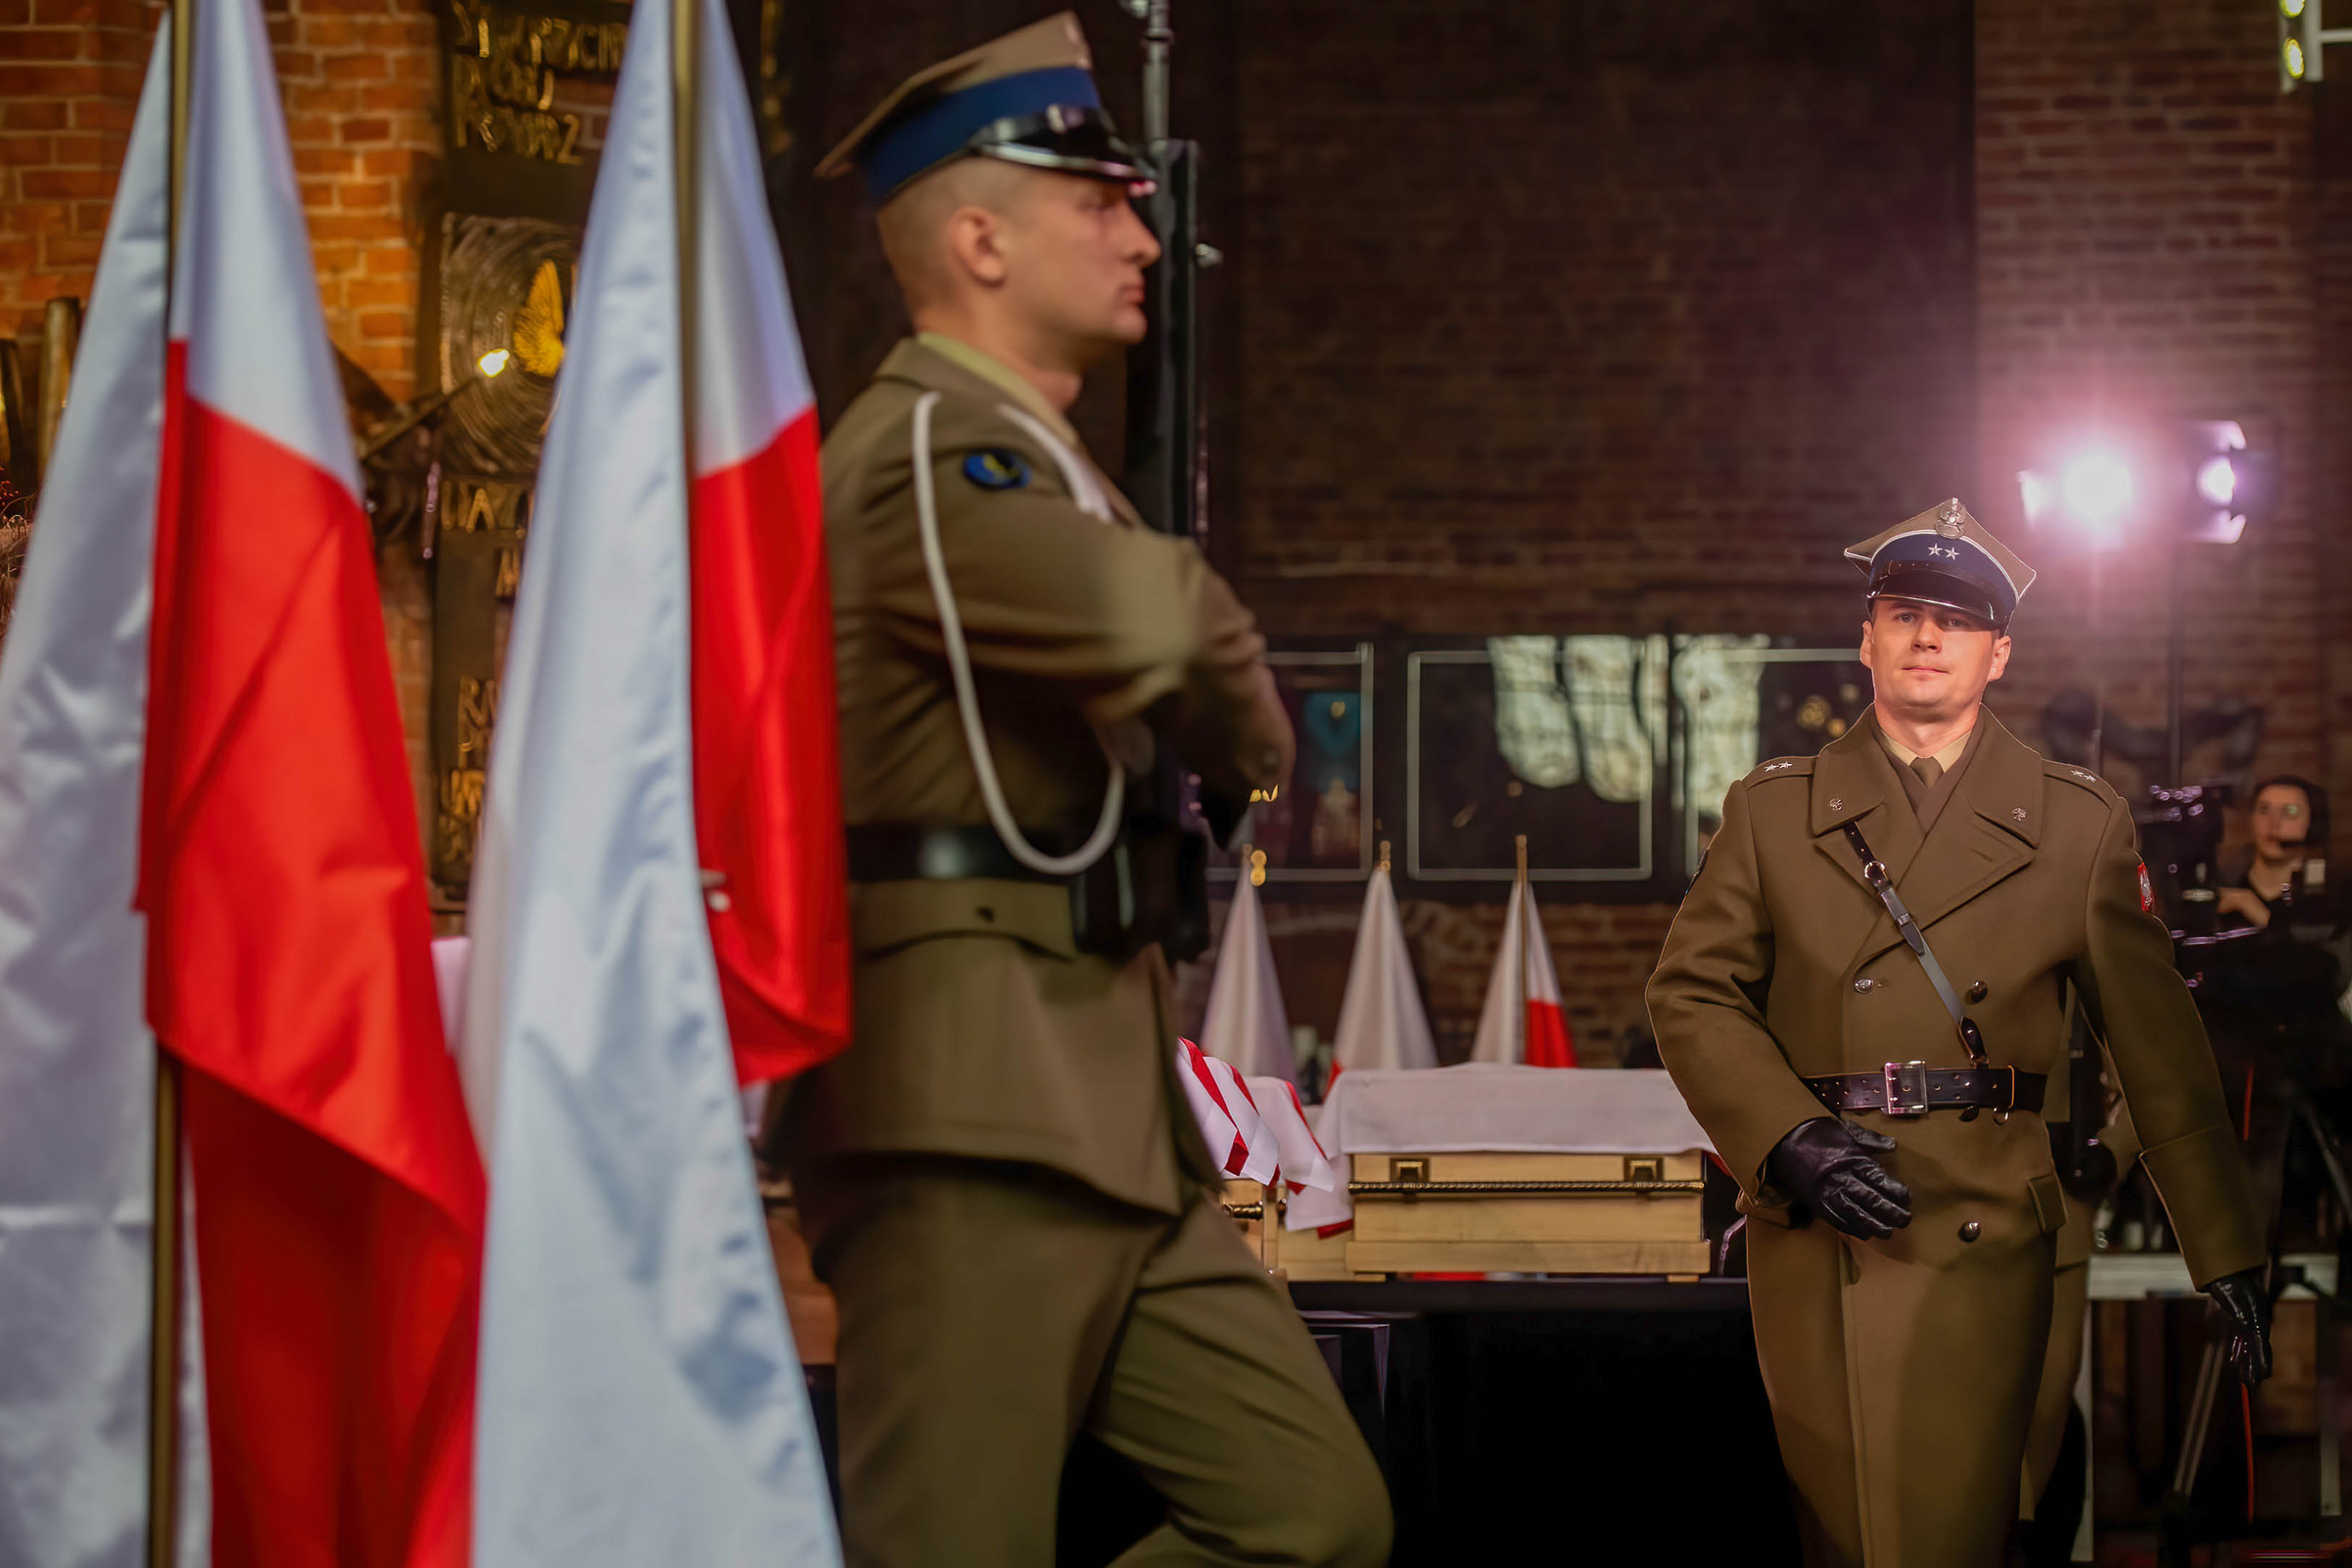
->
xmin=2204 ymin=1268 xmax=2273 ymax=1386
xmin=1765 ymin=1118 xmax=1913 ymax=1240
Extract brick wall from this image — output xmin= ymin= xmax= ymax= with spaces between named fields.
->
xmin=0 ymin=0 xmax=154 ymax=348
xmin=1 ymin=0 xmax=440 ymax=392
xmin=271 ymin=0 xmax=440 ymax=401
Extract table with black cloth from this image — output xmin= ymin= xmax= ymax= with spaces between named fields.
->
xmin=1053 ymin=1276 xmax=1797 ymax=1567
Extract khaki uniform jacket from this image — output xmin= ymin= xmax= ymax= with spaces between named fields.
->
xmin=784 ymin=339 xmax=1294 ymax=1215
xmin=1648 ymin=710 xmax=2260 ymax=1567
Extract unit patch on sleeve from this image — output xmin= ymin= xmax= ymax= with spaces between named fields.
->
xmin=2137 ymin=857 xmax=2155 ymax=915
xmin=962 ymin=448 xmax=1030 ymax=490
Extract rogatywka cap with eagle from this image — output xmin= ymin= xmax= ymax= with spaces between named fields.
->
xmin=814 ymin=12 xmax=1151 ymax=206
xmin=1846 ymin=497 xmax=2037 ymax=630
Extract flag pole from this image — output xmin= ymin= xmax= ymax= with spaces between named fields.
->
xmin=147 ymin=1 xmax=193 ymax=1561
xmin=672 ymin=0 xmax=697 ymax=458
xmin=1513 ymin=834 xmax=1528 ymax=1060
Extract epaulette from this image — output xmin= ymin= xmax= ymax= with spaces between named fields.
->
xmin=1746 ymin=757 xmax=1813 ymax=783
xmin=2042 ymin=760 xmax=2119 ymax=804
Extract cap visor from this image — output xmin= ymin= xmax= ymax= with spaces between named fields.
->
xmin=1868 ymin=567 xmax=2004 ymax=627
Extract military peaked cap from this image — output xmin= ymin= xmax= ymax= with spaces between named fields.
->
xmin=815 ymin=12 xmax=1150 ymax=205
xmin=1846 ymin=498 xmax=2037 ymax=630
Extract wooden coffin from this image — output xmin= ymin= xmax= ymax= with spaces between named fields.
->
xmin=1341 ymin=1149 xmax=1711 ymax=1280
xmin=1221 ymin=1179 xmax=1355 ymax=1281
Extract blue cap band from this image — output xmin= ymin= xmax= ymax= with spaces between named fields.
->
xmin=861 ymin=65 xmax=1103 ymax=203
xmin=1870 ymin=533 xmax=2020 ymax=624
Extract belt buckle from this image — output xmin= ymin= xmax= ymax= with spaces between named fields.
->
xmin=1882 ymin=1060 xmax=1929 ymax=1117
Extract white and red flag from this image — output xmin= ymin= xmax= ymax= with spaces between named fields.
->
xmin=1198 ymin=870 xmax=1298 ymax=1084
xmin=459 ymin=0 xmax=839 ymax=1559
xmin=1326 ymin=860 xmax=1437 ymax=1085
xmin=0 ymin=29 xmax=212 ymax=1568
xmin=1177 ymin=1040 xmax=1279 ymax=1185
xmin=686 ymin=24 xmax=850 ymax=1087
xmin=134 ymin=0 xmax=487 ymax=1558
xmin=1469 ymin=868 xmax=1577 ymax=1067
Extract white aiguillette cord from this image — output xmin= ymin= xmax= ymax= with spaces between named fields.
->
xmin=910 ymin=389 xmax=1125 ymax=877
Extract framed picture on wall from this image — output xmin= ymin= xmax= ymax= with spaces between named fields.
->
xmin=1403 ymin=636 xmax=1668 ymax=884
xmin=1674 ymin=637 xmax=1871 ymax=871
xmin=1210 ymin=642 xmax=1376 ymax=883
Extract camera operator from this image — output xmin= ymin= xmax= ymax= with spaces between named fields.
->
xmin=2215 ymin=774 xmax=2328 ymax=931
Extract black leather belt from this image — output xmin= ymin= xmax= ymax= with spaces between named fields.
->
xmin=1804 ymin=1063 xmax=2046 ymax=1118
xmin=845 ymin=824 xmax=1069 ymax=885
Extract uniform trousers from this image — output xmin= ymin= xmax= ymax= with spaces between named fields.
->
xmin=798 ymin=1157 xmax=1393 ymax=1568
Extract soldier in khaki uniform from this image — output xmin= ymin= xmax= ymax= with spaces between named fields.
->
xmin=780 ymin=18 xmax=1391 ymax=1567
xmin=1648 ymin=500 xmax=2271 ymax=1567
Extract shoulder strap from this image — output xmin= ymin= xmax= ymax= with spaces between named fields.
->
xmin=1840 ymin=819 xmax=1987 ymax=1065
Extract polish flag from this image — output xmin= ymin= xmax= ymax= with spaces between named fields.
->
xmin=1198 ymin=870 xmax=1298 ymax=1084
xmin=1326 ymin=860 xmax=1438 ymax=1086
xmin=460 ymin=1 xmax=837 ymax=1558
xmin=1176 ymin=1040 xmax=1279 ymax=1185
xmin=0 ymin=29 xmax=209 ymax=1566
xmin=1245 ymin=1075 xmax=1340 ymax=1195
xmin=137 ymin=0 xmax=485 ymax=1558
xmin=686 ymin=1 xmax=849 ymax=1087
xmin=1469 ymin=871 xmax=1577 ymax=1067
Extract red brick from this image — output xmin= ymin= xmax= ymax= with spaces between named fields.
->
xmin=18 ymin=168 xmax=112 ymax=200
xmin=355 ymin=81 xmax=430 ymax=112
xmin=40 ymin=232 xmax=97 ymax=267
xmin=337 ymin=179 xmax=391 ymax=210
xmin=320 ymin=51 xmax=386 ymax=82
xmin=336 ymin=115 xmax=391 ymax=143
xmin=343 ymin=275 xmax=409 ymax=307
xmin=68 ymin=96 xmax=133 ymax=131
xmin=0 ymin=29 xmax=79 ymax=61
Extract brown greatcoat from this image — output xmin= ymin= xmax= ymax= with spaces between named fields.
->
xmin=1648 ymin=708 xmax=2261 ymax=1568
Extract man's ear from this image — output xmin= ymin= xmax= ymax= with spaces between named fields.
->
xmin=1857 ymin=618 xmax=1876 ymax=672
xmin=944 ymin=204 xmax=1009 ymax=288
xmin=1987 ymin=633 xmax=2012 ymax=683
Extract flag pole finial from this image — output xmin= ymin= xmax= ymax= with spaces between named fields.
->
xmin=1514 ymin=833 xmax=1528 ymax=880
xmin=1377 ymin=838 xmax=1391 ymax=874
xmin=1246 ymin=844 xmax=1266 ymax=888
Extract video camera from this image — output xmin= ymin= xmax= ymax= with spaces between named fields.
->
xmin=2135 ymin=783 xmax=2232 ymax=937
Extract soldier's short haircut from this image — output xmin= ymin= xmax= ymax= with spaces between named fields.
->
xmin=876 ymin=157 xmax=1036 ymax=310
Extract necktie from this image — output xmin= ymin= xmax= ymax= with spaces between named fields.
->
xmin=1910 ymin=757 xmax=1943 ymax=790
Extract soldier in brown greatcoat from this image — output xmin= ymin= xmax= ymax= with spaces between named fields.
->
xmin=1648 ymin=499 xmax=2272 ymax=1567
xmin=778 ymin=16 xmax=1390 ymax=1567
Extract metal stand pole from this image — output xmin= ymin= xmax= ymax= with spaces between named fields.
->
xmin=2166 ymin=533 xmax=2185 ymax=787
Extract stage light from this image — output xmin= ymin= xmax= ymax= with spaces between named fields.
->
xmin=2286 ymin=0 xmax=2309 ymax=21
xmin=2287 ymin=36 xmax=2309 ymax=76
xmin=477 ymin=349 xmax=512 ymax=378
xmin=2195 ymin=454 xmax=2238 ymax=506
xmin=2061 ymin=452 xmax=2133 ymax=522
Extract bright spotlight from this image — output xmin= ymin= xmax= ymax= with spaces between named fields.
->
xmin=2061 ymin=453 xmax=2133 ymax=522
xmin=2287 ymin=36 xmax=2309 ymax=77
xmin=476 ymin=348 xmax=512 ymax=378
xmin=2284 ymin=0 xmax=2308 ymax=18
xmin=2195 ymin=455 xmax=2238 ymax=506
